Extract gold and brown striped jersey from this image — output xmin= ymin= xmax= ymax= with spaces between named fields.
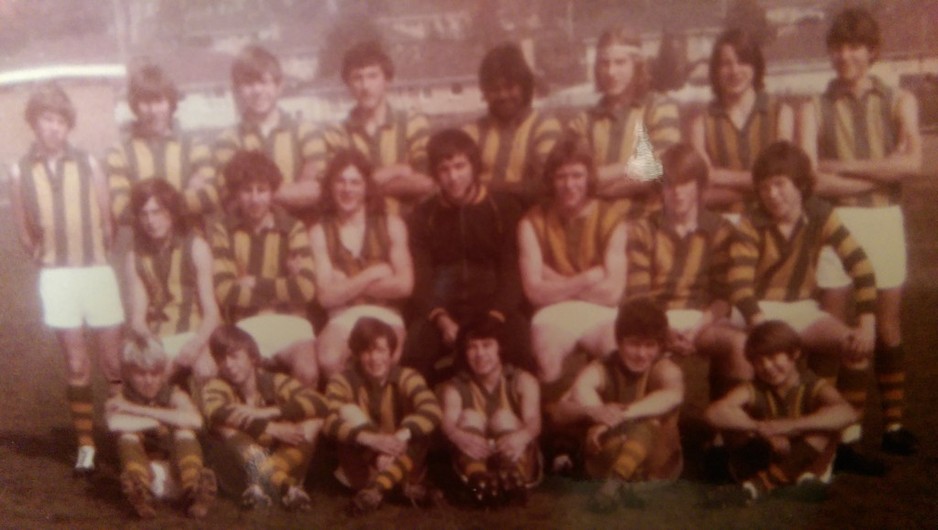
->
xmin=213 ymin=110 xmax=318 ymax=186
xmin=447 ymin=366 xmax=527 ymax=419
xmin=525 ymin=199 xmax=627 ymax=276
xmin=320 ymin=214 xmax=392 ymax=306
xmin=745 ymin=370 xmax=825 ymax=421
xmin=210 ymin=208 xmax=315 ymax=321
xmin=463 ymin=107 xmax=562 ymax=200
xmin=626 ymin=210 xmax=734 ymax=310
xmin=569 ymin=93 xmax=681 ymax=218
xmin=106 ymin=126 xmax=218 ymax=223
xmin=816 ymin=76 xmax=903 ymax=207
xmin=702 ymin=92 xmax=782 ymax=213
xmin=17 ymin=144 xmax=108 ymax=267
xmin=135 ymin=233 xmax=203 ymax=336
xmin=201 ymin=370 xmax=328 ymax=440
xmin=324 ymin=365 xmax=441 ymax=442
xmin=729 ymin=198 xmax=877 ymax=320
xmin=310 ymin=106 xmax=430 ymax=214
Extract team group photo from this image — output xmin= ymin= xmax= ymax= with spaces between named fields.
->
xmin=0 ymin=1 xmax=936 ymax=528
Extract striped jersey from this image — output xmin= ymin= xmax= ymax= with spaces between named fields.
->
xmin=311 ymin=106 xmax=430 ymax=214
xmin=17 ymin=144 xmax=108 ymax=267
xmin=106 ymin=125 xmax=218 ymax=223
xmin=702 ymin=92 xmax=782 ymax=213
xmin=525 ymin=199 xmax=627 ymax=276
xmin=626 ymin=210 xmax=734 ymax=310
xmin=463 ymin=107 xmax=562 ymax=200
xmin=447 ymin=366 xmax=526 ymax=419
xmin=210 ymin=208 xmax=315 ymax=320
xmin=320 ymin=214 xmax=392 ymax=306
xmin=213 ymin=110 xmax=318 ymax=185
xmin=729 ymin=198 xmax=877 ymax=320
xmin=745 ymin=371 xmax=825 ymax=421
xmin=597 ymin=356 xmax=653 ymax=405
xmin=569 ymin=93 xmax=681 ymax=218
xmin=324 ymin=365 xmax=441 ymax=441
xmin=134 ymin=233 xmax=202 ymax=336
xmin=816 ymin=76 xmax=902 ymax=207
xmin=202 ymin=370 xmax=329 ymax=440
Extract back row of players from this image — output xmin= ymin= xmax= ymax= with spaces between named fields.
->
xmin=8 ymin=7 xmax=921 ymax=518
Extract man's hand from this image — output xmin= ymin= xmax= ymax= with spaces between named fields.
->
xmin=186 ymin=172 xmax=213 ymax=191
xmin=266 ymin=422 xmax=307 ymax=445
xmin=668 ymin=329 xmax=696 ymax=357
xmin=588 ymin=404 xmax=627 ymax=427
xmin=106 ymin=394 xmax=134 ymax=416
xmin=453 ymin=430 xmax=493 ymax=461
xmin=495 ymin=430 xmax=530 ymax=463
xmin=435 ymin=313 xmax=460 ymax=347
xmin=585 ymin=424 xmax=609 ymax=455
xmin=844 ymin=316 xmax=876 ymax=360
xmin=228 ymin=405 xmax=278 ymax=425
xmin=756 ymin=421 xmax=793 ymax=455
xmin=359 ymin=431 xmax=407 ymax=457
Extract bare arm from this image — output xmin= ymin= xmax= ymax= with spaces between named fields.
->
xmin=362 ymin=215 xmax=414 ymax=300
xmin=704 ymin=384 xmax=758 ymax=431
xmin=689 ymin=112 xmax=752 ymax=191
xmin=310 ymin=223 xmax=389 ymax=309
xmin=518 ymin=218 xmax=603 ymax=308
xmin=619 ymin=358 xmax=684 ymax=422
xmin=274 ymin=160 xmax=322 ymax=209
xmin=761 ymin=382 xmax=858 ymax=437
xmin=576 ymin=221 xmax=627 ymax=306
xmin=438 ymin=383 xmax=493 ymax=460
xmin=106 ymin=388 xmax=203 ymax=432
xmin=513 ymin=371 xmax=542 ymax=441
xmin=375 ymin=164 xmax=435 ymax=198
xmin=548 ymin=363 xmax=624 ymax=427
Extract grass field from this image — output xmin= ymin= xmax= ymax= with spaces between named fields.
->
xmin=1 ymin=143 xmax=937 ymax=529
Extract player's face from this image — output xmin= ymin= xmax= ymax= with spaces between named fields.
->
xmin=596 ymin=44 xmax=636 ymax=97
xmin=235 ymin=72 xmax=282 ymax=121
xmin=126 ymin=364 xmax=168 ymax=401
xmin=483 ymin=78 xmax=526 ymax=122
xmin=136 ymin=96 xmax=173 ymax=136
xmin=829 ymin=43 xmax=873 ymax=85
xmin=663 ymin=179 xmax=699 ymax=220
xmin=757 ymin=174 xmax=803 ymax=224
xmin=236 ymin=181 xmax=274 ymax=226
xmin=716 ymin=44 xmax=755 ymax=100
xmin=436 ymin=153 xmax=477 ymax=205
xmin=33 ymin=110 xmax=70 ymax=154
xmin=138 ymin=197 xmax=174 ymax=243
xmin=359 ymin=337 xmax=393 ymax=383
xmin=552 ymin=162 xmax=591 ymax=213
xmin=347 ymin=64 xmax=389 ymax=112
xmin=217 ymin=348 xmax=256 ymax=388
xmin=466 ymin=337 xmax=502 ymax=379
xmin=331 ymin=164 xmax=368 ymax=216
xmin=618 ymin=335 xmax=661 ymax=374
xmin=751 ymin=350 xmax=799 ymax=389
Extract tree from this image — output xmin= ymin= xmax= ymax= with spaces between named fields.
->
xmin=651 ymin=31 xmax=687 ymax=93
xmin=725 ymin=0 xmax=773 ymax=46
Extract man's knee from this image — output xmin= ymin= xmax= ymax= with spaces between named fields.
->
xmin=489 ymin=409 xmax=522 ymax=434
xmin=338 ymin=404 xmax=369 ymax=426
xmin=457 ymin=409 xmax=487 ymax=432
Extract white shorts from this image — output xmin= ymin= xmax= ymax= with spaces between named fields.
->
xmin=236 ymin=314 xmax=315 ymax=359
xmin=531 ymin=301 xmax=617 ymax=357
xmin=39 ymin=266 xmax=125 ymax=329
xmin=159 ymin=331 xmax=197 ymax=362
xmin=816 ymin=205 xmax=906 ymax=290
xmin=666 ymin=309 xmax=704 ymax=333
xmin=730 ymin=300 xmax=830 ymax=333
xmin=327 ymin=305 xmax=404 ymax=331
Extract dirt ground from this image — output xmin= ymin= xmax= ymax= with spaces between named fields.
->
xmin=1 ymin=144 xmax=937 ymax=530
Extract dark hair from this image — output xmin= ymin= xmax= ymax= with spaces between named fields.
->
xmin=752 ymin=141 xmax=814 ymax=201
xmin=595 ymin=27 xmax=651 ymax=101
xmin=319 ymin=150 xmax=385 ymax=217
xmin=129 ymin=178 xmax=188 ymax=250
xmin=427 ymin=128 xmax=483 ymax=181
xmin=479 ymin=43 xmax=534 ymax=107
xmin=209 ymin=324 xmax=261 ymax=365
xmin=827 ymin=8 xmax=881 ymax=56
xmin=543 ymin=135 xmax=597 ymax=196
xmin=128 ymin=61 xmax=180 ymax=115
xmin=458 ymin=317 xmax=504 ymax=355
xmin=661 ymin=143 xmax=709 ymax=188
xmin=744 ymin=320 xmax=801 ymax=362
xmin=231 ymin=44 xmax=283 ymax=86
xmin=709 ymin=28 xmax=765 ymax=100
xmin=614 ymin=297 xmax=669 ymax=346
xmin=342 ymin=40 xmax=394 ymax=82
xmin=348 ymin=317 xmax=398 ymax=357
xmin=25 ymin=81 xmax=75 ymax=129
xmin=223 ymin=150 xmax=284 ymax=194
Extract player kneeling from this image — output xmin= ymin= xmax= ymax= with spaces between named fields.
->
xmin=550 ymin=297 xmax=684 ymax=512
xmin=105 ymin=336 xmax=216 ymax=519
xmin=704 ymin=320 xmax=857 ymax=507
xmin=324 ymin=317 xmax=442 ymax=515
xmin=201 ymin=325 xmax=327 ymax=510
xmin=438 ymin=318 xmax=542 ymax=507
